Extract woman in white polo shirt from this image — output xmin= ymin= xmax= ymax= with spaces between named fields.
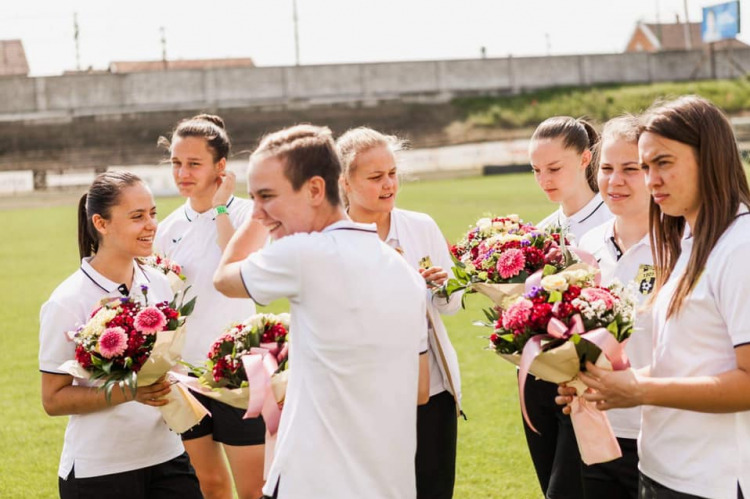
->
xmin=525 ymin=116 xmax=613 ymax=498
xmin=337 ymin=127 xmax=462 ymax=499
xmin=573 ymin=96 xmax=750 ymax=499
xmin=39 ymin=171 xmax=202 ymax=499
xmin=576 ymin=115 xmax=654 ymax=499
xmin=155 ymin=114 xmax=267 ymax=499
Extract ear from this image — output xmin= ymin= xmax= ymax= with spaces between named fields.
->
xmin=91 ymin=213 xmax=108 ymax=236
xmin=216 ymin=157 xmax=227 ymax=175
xmin=339 ymin=173 xmax=350 ymax=192
xmin=306 ymin=176 xmax=327 ymax=206
xmin=580 ymin=149 xmax=592 ymax=169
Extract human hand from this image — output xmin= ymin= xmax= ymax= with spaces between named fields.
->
xmin=131 ymin=376 xmax=172 ymax=407
xmin=578 ymin=362 xmax=644 ymax=410
xmin=212 ymin=170 xmax=236 ymax=208
xmin=555 ymin=384 xmax=579 ymax=415
xmin=419 ymin=266 xmax=449 ymax=288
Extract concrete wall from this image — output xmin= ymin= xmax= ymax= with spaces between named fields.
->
xmin=2 ymin=48 xmax=749 ymax=118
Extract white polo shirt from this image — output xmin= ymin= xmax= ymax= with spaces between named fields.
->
xmin=640 ymin=208 xmax=750 ymax=498
xmin=579 ymin=219 xmax=654 ymax=439
xmin=241 ymin=220 xmax=427 ymax=499
xmin=39 ymin=258 xmax=184 ymax=479
xmin=155 ymin=196 xmax=256 ymax=364
xmin=537 ymin=193 xmax=613 ymax=244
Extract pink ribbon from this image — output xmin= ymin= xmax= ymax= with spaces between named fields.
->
xmin=241 ymin=343 xmax=284 ymax=435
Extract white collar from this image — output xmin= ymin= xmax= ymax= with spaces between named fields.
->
xmin=322 ymin=219 xmax=378 ymax=234
xmin=560 ymin=193 xmax=606 ymax=225
xmin=79 ymin=257 xmax=150 ymax=295
xmin=184 ymin=196 xmax=236 ymax=222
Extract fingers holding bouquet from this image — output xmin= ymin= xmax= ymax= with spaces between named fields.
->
xmin=419 ymin=266 xmax=449 ymax=288
xmin=133 ymin=376 xmax=172 ymax=407
xmin=577 ymin=362 xmax=644 ymax=410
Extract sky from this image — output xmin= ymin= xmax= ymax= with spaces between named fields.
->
xmin=2 ymin=0 xmax=748 ymax=76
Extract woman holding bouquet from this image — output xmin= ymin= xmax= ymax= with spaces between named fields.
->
xmin=576 ymin=115 xmax=654 ymax=498
xmin=155 ymin=114 xmax=268 ymax=499
xmin=524 ymin=117 xmax=612 ymax=498
xmin=337 ymin=127 xmax=462 ymax=499
xmin=39 ymin=172 xmax=202 ymax=498
xmin=565 ymin=96 xmax=750 ymax=498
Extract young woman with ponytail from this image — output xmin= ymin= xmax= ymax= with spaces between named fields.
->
xmin=523 ymin=117 xmax=613 ymax=498
xmin=154 ymin=114 xmax=267 ymax=499
xmin=39 ymin=171 xmax=202 ymax=499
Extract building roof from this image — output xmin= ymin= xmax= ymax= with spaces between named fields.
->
xmin=634 ymin=21 xmax=749 ymax=52
xmin=109 ymin=57 xmax=255 ymax=73
xmin=0 ymin=40 xmax=29 ymax=76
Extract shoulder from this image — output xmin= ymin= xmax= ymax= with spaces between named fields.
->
xmin=537 ymin=209 xmax=560 ymax=228
xmin=155 ymin=208 xmax=186 ymax=239
xmin=394 ymin=208 xmax=443 ymax=235
xmin=578 ymin=219 xmax=611 ymax=253
xmin=711 ymin=213 xmax=750 ymax=265
xmin=46 ymin=269 xmax=88 ymax=306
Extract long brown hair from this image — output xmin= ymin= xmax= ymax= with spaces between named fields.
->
xmin=643 ymin=96 xmax=750 ymax=317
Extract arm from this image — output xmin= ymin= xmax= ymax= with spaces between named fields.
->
xmin=212 ymin=171 xmax=239 ymax=251
xmin=578 ymin=346 xmax=750 ymax=412
xmin=423 ymin=217 xmax=462 ymax=315
xmin=417 ymin=352 xmax=430 ymax=405
xmin=41 ymin=373 xmax=172 ymax=416
xmin=213 ymin=215 xmax=269 ymax=298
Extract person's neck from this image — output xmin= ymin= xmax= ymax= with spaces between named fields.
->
xmin=561 ymin=189 xmax=596 ymax=218
xmin=613 ymin=214 xmax=649 ymax=253
xmin=347 ymin=205 xmax=391 ymax=240
xmin=313 ymin=205 xmax=349 ymax=233
xmin=189 ymin=193 xmax=216 ymax=214
xmin=88 ymin=249 xmax=136 ymax=290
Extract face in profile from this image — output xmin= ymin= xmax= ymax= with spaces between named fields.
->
xmin=529 ymin=137 xmax=591 ymax=203
xmin=639 ymin=131 xmax=701 ymax=226
xmin=171 ymin=136 xmax=224 ymax=199
xmin=247 ymin=155 xmax=316 ymax=239
xmin=342 ymin=145 xmax=398 ymax=214
xmin=94 ymin=182 xmax=157 ymax=258
xmin=598 ymin=137 xmax=650 ymax=219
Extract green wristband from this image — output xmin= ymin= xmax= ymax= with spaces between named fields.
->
xmin=213 ymin=205 xmax=228 ymax=218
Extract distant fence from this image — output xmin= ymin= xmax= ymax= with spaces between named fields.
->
xmin=1 ymin=48 xmax=749 ymax=119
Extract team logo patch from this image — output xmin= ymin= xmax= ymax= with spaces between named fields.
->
xmin=636 ymin=264 xmax=655 ymax=295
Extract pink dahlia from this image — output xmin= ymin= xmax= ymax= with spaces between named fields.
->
xmin=98 ymin=327 xmax=128 ymax=359
xmin=501 ymin=298 xmax=533 ymax=331
xmin=580 ymin=287 xmax=616 ymax=309
xmin=496 ymin=248 xmax=526 ymax=279
xmin=134 ymin=306 xmax=167 ymax=334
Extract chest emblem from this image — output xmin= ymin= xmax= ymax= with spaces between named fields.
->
xmin=636 ymin=264 xmax=655 ymax=295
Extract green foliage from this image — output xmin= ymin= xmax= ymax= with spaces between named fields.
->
xmin=3 ymin=176 xmax=553 ymax=498
xmin=453 ymin=78 xmax=750 ymax=128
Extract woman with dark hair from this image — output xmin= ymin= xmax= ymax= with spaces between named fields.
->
xmin=39 ymin=171 xmax=202 ymax=499
xmin=525 ymin=116 xmax=613 ymax=498
xmin=561 ymin=96 xmax=750 ymax=498
xmin=155 ymin=114 xmax=267 ymax=499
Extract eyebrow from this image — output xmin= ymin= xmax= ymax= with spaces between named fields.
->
xmin=128 ymin=206 xmax=156 ymax=215
xmin=646 ymin=153 xmax=673 ymax=163
xmin=254 ymin=188 xmax=274 ymax=196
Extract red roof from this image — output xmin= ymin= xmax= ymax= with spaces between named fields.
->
xmin=0 ymin=40 xmax=29 ymax=76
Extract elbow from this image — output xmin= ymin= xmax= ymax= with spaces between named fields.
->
xmin=212 ymin=268 xmax=229 ymax=296
xmin=41 ymin=396 xmax=64 ymax=417
xmin=417 ymin=390 xmax=430 ymax=406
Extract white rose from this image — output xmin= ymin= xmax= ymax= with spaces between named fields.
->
xmin=476 ymin=218 xmax=492 ymax=234
xmin=541 ymin=274 xmax=569 ymax=292
xmin=508 ymin=214 xmax=520 ymax=223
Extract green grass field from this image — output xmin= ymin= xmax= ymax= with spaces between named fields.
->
xmin=1 ymin=173 xmax=556 ymax=498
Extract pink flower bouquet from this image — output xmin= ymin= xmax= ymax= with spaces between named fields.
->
xmin=140 ymin=254 xmax=187 ymax=293
xmin=60 ymin=287 xmax=207 ymax=433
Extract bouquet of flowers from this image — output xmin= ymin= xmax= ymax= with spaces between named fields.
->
xmin=60 ymin=287 xmax=206 ymax=433
xmin=482 ymin=268 xmax=636 ymax=464
xmin=139 ymin=254 xmax=187 ymax=292
xmin=182 ymin=313 xmax=290 ymax=413
xmin=444 ymin=215 xmax=573 ymax=306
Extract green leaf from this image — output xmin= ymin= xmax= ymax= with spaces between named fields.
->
xmin=542 ymin=264 xmax=558 ymax=276
xmin=548 ymin=290 xmax=562 ymax=303
xmin=180 ymin=296 xmax=197 ymax=317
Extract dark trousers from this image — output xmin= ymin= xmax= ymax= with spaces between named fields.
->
xmin=522 ymin=376 xmax=584 ymax=499
xmin=582 ymin=437 xmax=638 ymax=499
xmin=639 ymin=473 xmax=745 ymax=499
xmin=59 ymin=452 xmax=201 ymax=499
xmin=416 ymin=390 xmax=458 ymax=499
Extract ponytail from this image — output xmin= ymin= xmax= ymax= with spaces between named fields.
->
xmin=77 ymin=193 xmax=97 ymax=259
xmin=578 ymin=119 xmax=600 ymax=192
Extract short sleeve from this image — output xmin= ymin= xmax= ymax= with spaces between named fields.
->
xmin=715 ymin=244 xmax=750 ymax=347
xmin=39 ymin=300 xmax=80 ymax=373
xmin=240 ymin=236 xmax=302 ymax=306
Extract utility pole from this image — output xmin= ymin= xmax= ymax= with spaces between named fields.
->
xmin=74 ymin=12 xmax=81 ymax=71
xmin=683 ymin=0 xmax=692 ymax=50
xmin=160 ymin=26 xmax=167 ymax=70
xmin=293 ymin=0 xmax=300 ymax=65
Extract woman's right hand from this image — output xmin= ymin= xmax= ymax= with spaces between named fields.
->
xmin=131 ymin=376 xmax=172 ymax=407
xmin=555 ymin=384 xmax=578 ymax=415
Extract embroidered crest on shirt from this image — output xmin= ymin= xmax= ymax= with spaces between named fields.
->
xmin=636 ymin=264 xmax=655 ymax=295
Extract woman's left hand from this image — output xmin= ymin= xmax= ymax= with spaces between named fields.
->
xmin=212 ymin=170 xmax=236 ymax=208
xmin=419 ymin=266 xmax=448 ymax=288
xmin=578 ymin=361 xmax=645 ymax=410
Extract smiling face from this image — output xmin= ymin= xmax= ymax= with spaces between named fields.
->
xmin=93 ymin=182 xmax=158 ymax=258
xmin=529 ymin=137 xmax=591 ymax=204
xmin=342 ymin=145 xmax=398 ymax=214
xmin=598 ymin=137 xmax=650 ymax=219
xmin=639 ymin=131 xmax=702 ymax=228
xmin=247 ymin=155 xmax=316 ymax=239
xmin=170 ymin=135 xmax=224 ymax=200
